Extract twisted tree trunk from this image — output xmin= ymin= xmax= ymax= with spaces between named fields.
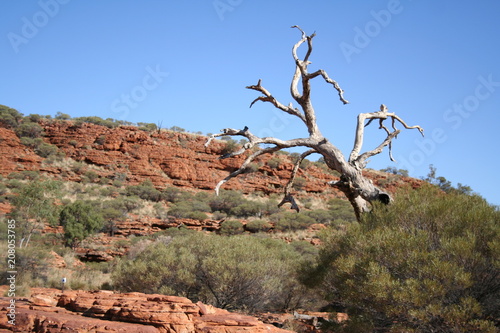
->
xmin=205 ymin=26 xmax=423 ymax=220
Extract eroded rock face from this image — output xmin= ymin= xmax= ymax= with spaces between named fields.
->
xmin=0 ymin=127 xmax=42 ymax=175
xmin=1 ymin=120 xmax=421 ymax=198
xmin=0 ymin=288 xmax=292 ymax=333
xmin=37 ymin=121 xmax=343 ymax=194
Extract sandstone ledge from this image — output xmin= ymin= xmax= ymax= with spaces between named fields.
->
xmin=0 ymin=288 xmax=291 ymax=333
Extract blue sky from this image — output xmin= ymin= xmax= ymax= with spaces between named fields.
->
xmin=1 ymin=1 xmax=499 ymax=206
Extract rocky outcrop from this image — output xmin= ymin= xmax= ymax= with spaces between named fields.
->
xmin=0 ymin=288 xmax=292 ymax=332
xmin=0 ymin=120 xmax=422 ymax=198
xmin=0 ymin=127 xmax=42 ymax=175
xmin=36 ymin=120 xmax=343 ymax=194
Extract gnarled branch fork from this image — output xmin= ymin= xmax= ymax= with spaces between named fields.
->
xmin=349 ymin=104 xmax=424 ymax=168
xmin=205 ymin=27 xmax=423 ymax=220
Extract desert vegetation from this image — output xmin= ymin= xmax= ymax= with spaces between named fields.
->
xmin=0 ymin=105 xmax=499 ymax=332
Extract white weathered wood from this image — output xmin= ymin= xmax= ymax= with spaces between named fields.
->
xmin=205 ymin=27 xmax=423 ymax=220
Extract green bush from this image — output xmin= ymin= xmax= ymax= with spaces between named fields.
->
xmin=380 ymin=166 xmax=409 ymax=177
xmin=306 ymin=185 xmax=499 ymax=332
xmin=20 ymin=137 xmax=60 ymax=158
xmin=167 ymin=201 xmax=209 ymax=221
xmin=7 ymin=170 xmax=40 ymax=181
xmin=15 ymin=121 xmax=44 ymax=138
xmin=0 ymin=105 xmax=23 ymax=128
xmin=74 ymin=116 xmax=118 ymax=129
xmin=55 ymin=112 xmax=71 ymax=120
xmin=229 ymin=201 xmax=263 ymax=218
xmin=327 ymin=198 xmax=357 ymax=222
xmin=9 ymin=180 xmax=61 ymax=247
xmin=112 ymin=233 xmax=310 ymax=311
xmin=162 ymin=186 xmax=184 ymax=202
xmin=245 ymin=219 xmax=272 ymax=233
xmin=125 ymin=180 xmax=162 ymax=202
xmin=273 ymin=212 xmax=315 ymax=232
xmin=208 ymin=190 xmax=246 ymax=215
xmin=137 ymin=122 xmax=157 ymax=132
xmin=220 ymin=138 xmax=239 ymax=156
xmin=267 ymin=157 xmax=281 ymax=169
xmin=59 ymin=200 xmax=104 ymax=248
xmin=304 ymin=209 xmax=336 ymax=224
xmin=220 ymin=220 xmax=244 ymax=235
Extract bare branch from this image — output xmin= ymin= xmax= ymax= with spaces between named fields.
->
xmin=283 ymin=149 xmax=315 ymax=196
xmin=349 ymin=104 xmax=424 ymax=165
xmin=214 ymin=146 xmax=280 ymax=195
xmin=307 ymin=70 xmax=349 ymax=105
xmin=205 ymin=127 xmax=255 ymax=150
xmin=356 ymin=130 xmax=400 ymax=168
xmin=277 ymin=149 xmax=316 ymax=212
xmin=246 ymin=80 xmax=306 ymax=122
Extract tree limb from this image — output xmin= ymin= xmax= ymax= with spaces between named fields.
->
xmin=278 ymin=149 xmax=316 ymax=212
xmin=246 ymin=79 xmax=306 ymax=123
xmin=214 ymin=146 xmax=281 ymax=195
xmin=349 ymin=104 xmax=423 ymax=165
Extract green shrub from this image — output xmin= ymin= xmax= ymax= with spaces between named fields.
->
xmin=74 ymin=116 xmax=118 ymax=128
xmin=125 ymin=180 xmax=162 ymax=202
xmin=0 ymin=105 xmax=23 ymax=128
xmin=95 ymin=135 xmax=106 ymax=145
xmin=245 ymin=219 xmax=272 ymax=233
xmin=327 ymin=198 xmax=357 ymax=222
xmin=306 ymin=185 xmax=499 ymax=332
xmin=304 ymin=209 xmax=335 ymax=224
xmin=59 ymin=200 xmax=104 ymax=248
xmin=220 ymin=220 xmax=244 ymax=235
xmin=20 ymin=137 xmax=60 ymax=158
xmin=274 ymin=212 xmax=315 ymax=232
xmin=137 ymin=122 xmax=157 ymax=132
xmin=7 ymin=171 xmax=40 ymax=181
xmin=208 ymin=190 xmax=245 ymax=215
xmin=292 ymin=176 xmax=307 ymax=191
xmin=83 ymin=170 xmax=99 ymax=183
xmin=15 ymin=121 xmax=44 ymax=138
xmin=162 ymin=186 xmax=184 ymax=202
xmin=112 ymin=233 xmax=310 ymax=312
xmin=230 ymin=201 xmax=263 ymax=218
xmin=220 ymin=138 xmax=239 ymax=156
xmin=55 ymin=112 xmax=71 ymax=120
xmin=168 ymin=201 xmax=209 ymax=221
xmin=267 ymin=157 xmax=281 ymax=169
xmin=380 ymin=166 xmax=409 ymax=177
xmin=9 ymin=180 xmax=61 ymax=247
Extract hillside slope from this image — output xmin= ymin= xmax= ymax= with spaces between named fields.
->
xmin=1 ymin=119 xmax=422 ymax=198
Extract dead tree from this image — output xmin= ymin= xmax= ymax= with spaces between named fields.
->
xmin=205 ymin=26 xmax=423 ymax=220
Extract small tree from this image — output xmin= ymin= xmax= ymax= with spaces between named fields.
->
xmin=9 ymin=180 xmax=60 ymax=247
xmin=205 ymin=27 xmax=423 ymax=220
xmin=59 ymin=200 xmax=104 ymax=248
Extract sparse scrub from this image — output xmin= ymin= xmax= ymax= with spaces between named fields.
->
xmin=112 ymin=233 xmax=313 ymax=312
